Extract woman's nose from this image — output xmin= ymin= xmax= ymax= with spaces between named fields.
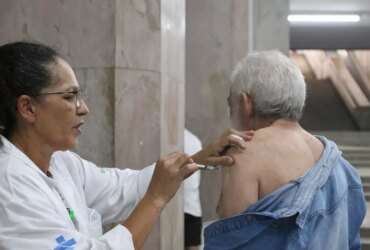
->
xmin=77 ymin=99 xmax=89 ymax=116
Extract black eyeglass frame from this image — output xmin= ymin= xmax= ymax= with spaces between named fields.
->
xmin=35 ymin=89 xmax=85 ymax=109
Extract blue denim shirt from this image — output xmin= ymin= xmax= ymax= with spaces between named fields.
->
xmin=204 ymin=137 xmax=366 ymax=250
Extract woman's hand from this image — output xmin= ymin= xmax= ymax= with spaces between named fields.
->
xmin=123 ymin=152 xmax=198 ymax=250
xmin=146 ymin=152 xmax=198 ymax=209
xmin=192 ymin=129 xmax=254 ymax=166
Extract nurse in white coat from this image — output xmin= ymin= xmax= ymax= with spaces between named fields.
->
xmin=0 ymin=42 xmax=252 ymax=250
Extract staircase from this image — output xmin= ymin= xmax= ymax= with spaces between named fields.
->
xmin=340 ymin=145 xmax=370 ymax=249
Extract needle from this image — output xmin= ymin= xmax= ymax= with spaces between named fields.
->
xmin=197 ymin=164 xmax=219 ymax=171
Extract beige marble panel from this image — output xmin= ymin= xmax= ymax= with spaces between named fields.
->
xmin=74 ymin=68 xmax=115 ymax=166
xmin=114 ymin=68 xmax=161 ymax=170
xmin=159 ymin=0 xmax=186 ymax=249
xmin=160 ymin=0 xmax=185 ymax=154
xmin=115 ymin=0 xmax=161 ymax=71
xmin=186 ymin=0 xmax=234 ymax=140
xmin=253 ymin=0 xmax=290 ymax=54
xmin=0 ymin=1 xmax=19 ymax=42
xmin=231 ymin=0 xmax=250 ymax=66
xmin=0 ymin=0 xmax=115 ymax=68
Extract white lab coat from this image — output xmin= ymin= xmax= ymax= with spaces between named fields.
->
xmin=183 ymin=129 xmax=202 ymax=217
xmin=0 ymin=136 xmax=152 ymax=250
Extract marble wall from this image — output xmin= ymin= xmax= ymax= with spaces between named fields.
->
xmin=76 ymin=68 xmax=115 ymax=166
xmin=0 ymin=0 xmax=116 ymax=166
xmin=115 ymin=0 xmax=186 ymax=249
xmin=114 ymin=0 xmax=162 ymax=171
xmin=114 ymin=0 xmax=186 ymax=249
xmin=252 ymin=0 xmax=290 ymax=54
xmin=0 ymin=0 xmax=186 ymax=249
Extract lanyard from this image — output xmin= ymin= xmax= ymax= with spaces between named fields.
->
xmin=47 ymin=171 xmax=77 ymax=228
xmin=54 ymin=186 xmax=77 ymax=228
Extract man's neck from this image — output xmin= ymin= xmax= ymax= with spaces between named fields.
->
xmin=249 ymin=118 xmax=300 ymax=131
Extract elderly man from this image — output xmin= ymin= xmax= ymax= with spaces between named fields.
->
xmin=204 ymin=51 xmax=366 ymax=250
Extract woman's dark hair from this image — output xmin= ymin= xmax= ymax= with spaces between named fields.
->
xmin=0 ymin=41 xmax=59 ymax=141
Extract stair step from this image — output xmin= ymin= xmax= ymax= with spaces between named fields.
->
xmin=343 ymin=154 xmax=370 ymax=158
xmin=343 ymin=149 xmax=370 ymax=152
xmin=343 ymin=151 xmax=370 ymax=155
xmin=362 ymin=227 xmax=370 ymax=238
xmin=340 ymin=145 xmax=370 ymax=151
xmin=363 ymin=184 xmax=370 ymax=192
xmin=361 ymin=176 xmax=370 ymax=184
xmin=345 ymin=156 xmax=370 ymax=161
xmin=343 ymin=145 xmax=370 ymax=249
xmin=355 ymin=165 xmax=370 ymax=169
xmin=362 ymin=238 xmax=370 ymax=250
xmin=348 ymin=162 xmax=370 ymax=165
xmin=343 ymin=150 xmax=370 ymax=154
xmin=346 ymin=160 xmax=370 ymax=164
xmin=348 ymin=160 xmax=370 ymax=164
xmin=346 ymin=160 xmax=370 ymax=165
xmin=365 ymin=193 xmax=370 ymax=201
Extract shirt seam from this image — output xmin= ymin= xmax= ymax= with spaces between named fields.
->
xmin=305 ymin=188 xmax=348 ymax=224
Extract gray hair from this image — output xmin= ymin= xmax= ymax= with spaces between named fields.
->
xmin=230 ymin=50 xmax=306 ymax=121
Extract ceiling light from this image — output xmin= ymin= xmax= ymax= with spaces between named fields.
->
xmin=288 ymin=14 xmax=360 ymax=23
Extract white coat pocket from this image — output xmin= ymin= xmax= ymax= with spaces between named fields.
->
xmin=87 ymin=208 xmax=103 ymax=238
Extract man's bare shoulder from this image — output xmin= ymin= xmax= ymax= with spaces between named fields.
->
xmin=226 ymin=128 xmax=277 ymax=169
xmin=228 ymin=125 xmax=324 ymax=199
xmin=226 ymin=126 xmax=322 ymax=182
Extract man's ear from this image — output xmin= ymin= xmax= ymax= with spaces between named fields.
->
xmin=16 ymin=95 xmax=37 ymax=124
xmin=240 ymin=92 xmax=253 ymax=118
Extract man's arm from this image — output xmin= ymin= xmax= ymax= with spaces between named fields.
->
xmin=217 ymin=146 xmax=260 ymax=218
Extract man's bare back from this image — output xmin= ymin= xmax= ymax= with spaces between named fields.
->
xmin=217 ymin=120 xmax=324 ymax=218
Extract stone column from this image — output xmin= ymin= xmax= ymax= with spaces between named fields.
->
xmin=249 ymin=0 xmax=290 ymax=54
xmin=159 ymin=0 xmax=186 ymax=249
xmin=0 ymin=0 xmax=185 ymax=249
xmin=115 ymin=0 xmax=185 ymax=249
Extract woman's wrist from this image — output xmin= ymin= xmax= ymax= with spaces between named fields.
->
xmin=143 ymin=192 xmax=167 ymax=211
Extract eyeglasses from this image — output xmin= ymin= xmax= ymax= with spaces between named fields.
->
xmin=36 ymin=89 xmax=86 ymax=109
